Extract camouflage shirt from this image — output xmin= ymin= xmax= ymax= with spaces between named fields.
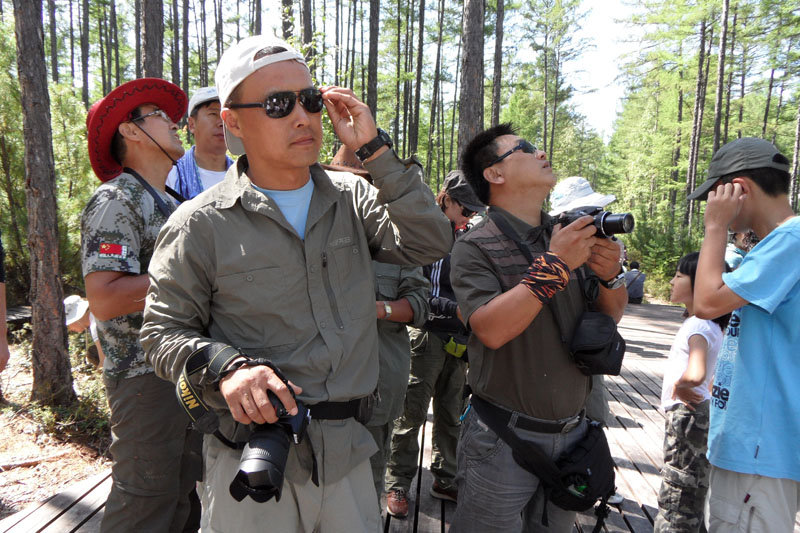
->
xmin=81 ymin=172 xmax=174 ymax=379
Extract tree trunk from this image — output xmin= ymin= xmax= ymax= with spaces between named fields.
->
xmin=448 ymin=12 xmax=463 ymax=171
xmin=425 ymin=0 xmax=445 ymax=178
xmin=171 ymin=0 xmax=179 ymax=86
xmin=48 ymin=0 xmax=58 ymax=82
xmin=393 ymin=3 xmax=401 ymax=143
xmin=549 ymin=52 xmax=559 ymax=163
xmin=737 ymin=44 xmax=746 ymax=139
xmin=762 ymin=68 xmax=774 ymax=138
xmin=457 ymin=0 xmax=485 ymax=156
xmin=69 ymin=0 xmax=75 ymax=80
xmin=685 ymin=18 xmax=707 ymax=227
xmin=282 ymin=0 xmax=293 ymax=39
xmin=111 ymin=0 xmax=119 ymax=85
xmin=215 ymin=0 xmax=222 ymax=61
xmin=401 ymin=2 xmax=413 ymax=157
xmin=135 ymin=0 xmax=141 ymax=78
xmin=408 ymin=0 xmax=425 ymax=154
xmin=723 ymin=6 xmax=736 ymax=144
xmin=349 ymin=0 xmax=357 ymax=89
xmin=99 ymin=9 xmax=107 ymax=94
xmin=542 ymin=32 xmax=549 ymax=153
xmin=142 ymin=0 xmax=163 ymax=78
xmin=200 ymin=0 xmax=208 ymax=86
xmin=790 ymin=102 xmax=800 ymax=211
xmin=712 ymin=0 xmax=729 ymax=153
xmin=182 ymin=0 xmax=189 ymax=97
xmin=367 ymin=0 xmax=379 ymax=117
xmin=490 ymin=0 xmax=504 ymax=127
xmin=302 ymin=0 xmax=314 ymax=72
xmin=12 ymin=0 xmax=76 ymax=406
xmin=80 ymin=0 xmax=89 ymax=106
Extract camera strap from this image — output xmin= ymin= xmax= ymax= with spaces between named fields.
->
xmin=177 ymin=343 xmax=250 ymax=449
xmin=124 ymin=167 xmax=186 ymax=218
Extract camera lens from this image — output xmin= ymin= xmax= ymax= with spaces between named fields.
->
xmin=598 ymin=212 xmax=634 ymax=236
xmin=229 ymin=425 xmax=290 ymax=503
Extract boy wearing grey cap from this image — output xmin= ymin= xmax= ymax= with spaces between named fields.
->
xmin=690 ymin=137 xmax=799 ymax=532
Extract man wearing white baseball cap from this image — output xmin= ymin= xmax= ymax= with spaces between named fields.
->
xmin=166 ymin=86 xmax=234 ymax=199
xmin=141 ymin=35 xmax=451 ymax=531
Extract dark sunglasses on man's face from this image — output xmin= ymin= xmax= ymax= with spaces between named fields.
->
xmin=484 ymin=139 xmax=537 ymax=169
xmin=228 ymin=88 xmax=324 ymax=119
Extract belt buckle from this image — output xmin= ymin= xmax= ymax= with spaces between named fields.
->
xmin=560 ymin=413 xmax=582 ymax=434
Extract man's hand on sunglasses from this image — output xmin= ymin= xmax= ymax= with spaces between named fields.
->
xmin=320 ymin=86 xmax=381 ymax=157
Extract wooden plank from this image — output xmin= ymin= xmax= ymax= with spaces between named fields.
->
xmin=616 ymin=497 xmax=654 ymax=532
xmin=604 ymin=407 xmax=661 ymax=503
xmin=75 ymin=506 xmax=103 ymax=533
xmin=605 ymin=378 xmax=664 ymax=456
xmin=45 ymin=476 xmax=111 ymax=532
xmin=1 ymin=470 xmax=110 ymax=533
xmin=606 ymin=387 xmax=663 ymax=469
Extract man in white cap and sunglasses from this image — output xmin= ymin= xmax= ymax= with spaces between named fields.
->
xmin=141 ymin=35 xmax=451 ymax=531
xmin=166 ymin=86 xmax=234 ymax=199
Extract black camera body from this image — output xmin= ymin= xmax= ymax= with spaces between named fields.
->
xmin=556 ymin=206 xmax=635 ymax=238
xmin=229 ymin=391 xmax=311 ymax=503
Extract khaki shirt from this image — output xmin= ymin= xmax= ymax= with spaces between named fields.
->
xmin=81 ymin=172 xmax=174 ymax=379
xmin=370 ymin=261 xmax=429 ymax=426
xmin=140 ymin=150 xmax=451 ymax=484
xmin=450 ymin=207 xmax=591 ymax=420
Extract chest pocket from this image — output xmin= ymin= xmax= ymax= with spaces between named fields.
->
xmin=375 ymin=265 xmax=402 ymax=301
xmin=213 ymin=265 xmax=301 ymax=347
xmin=329 ymin=238 xmax=374 ymax=321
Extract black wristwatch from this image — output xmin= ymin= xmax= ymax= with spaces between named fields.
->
xmin=355 ymin=128 xmax=393 ymax=161
xmin=599 ymin=270 xmax=626 ymax=290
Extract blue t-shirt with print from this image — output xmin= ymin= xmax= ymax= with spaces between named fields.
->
xmin=707 ymin=216 xmax=800 ymax=481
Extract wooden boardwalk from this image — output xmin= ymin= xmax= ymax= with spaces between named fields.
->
xmin=3 ymin=303 xmax=797 ymax=532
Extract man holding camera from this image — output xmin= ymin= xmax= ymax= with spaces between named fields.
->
xmin=451 ymin=124 xmax=627 ymax=531
xmin=140 ymin=35 xmax=451 ymax=532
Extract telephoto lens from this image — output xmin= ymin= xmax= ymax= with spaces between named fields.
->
xmin=596 ymin=211 xmax=634 ymax=237
xmin=228 ymin=391 xmax=311 ymax=503
xmin=229 ymin=424 xmax=291 ymax=503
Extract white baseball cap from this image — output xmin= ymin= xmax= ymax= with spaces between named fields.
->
xmin=64 ymin=295 xmax=90 ymax=326
xmin=187 ymin=86 xmax=220 ymax=117
xmin=215 ymin=35 xmax=307 ymax=156
xmin=549 ymin=176 xmax=616 ymax=215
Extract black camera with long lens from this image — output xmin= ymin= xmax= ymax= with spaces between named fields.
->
xmin=556 ymin=206 xmax=635 ymax=238
xmin=229 ymin=391 xmax=311 ymax=503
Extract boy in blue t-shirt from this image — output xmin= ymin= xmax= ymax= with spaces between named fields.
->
xmin=690 ymin=137 xmax=799 ymax=532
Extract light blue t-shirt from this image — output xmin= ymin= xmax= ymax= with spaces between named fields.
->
xmin=252 ymin=177 xmax=315 ymax=240
xmin=708 ymin=216 xmax=800 ymax=481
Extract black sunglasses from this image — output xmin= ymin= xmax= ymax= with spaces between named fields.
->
xmin=460 ymin=205 xmax=477 ymax=218
xmin=228 ymin=88 xmax=324 ymax=119
xmin=484 ymin=139 xmax=537 ymax=169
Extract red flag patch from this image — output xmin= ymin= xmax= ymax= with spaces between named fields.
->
xmin=99 ymin=242 xmax=128 ymax=259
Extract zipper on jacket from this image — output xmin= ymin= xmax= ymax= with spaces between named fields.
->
xmin=321 ymin=251 xmax=344 ymax=329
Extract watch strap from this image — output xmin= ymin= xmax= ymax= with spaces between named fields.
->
xmin=355 ymin=128 xmax=393 ymax=161
xmin=383 ymin=301 xmax=392 ymax=319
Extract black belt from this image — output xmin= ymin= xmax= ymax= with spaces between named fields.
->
xmin=309 ymin=399 xmax=360 ymax=420
xmin=471 ymin=395 xmax=584 ymax=434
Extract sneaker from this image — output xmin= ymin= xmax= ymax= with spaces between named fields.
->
xmin=386 ymin=488 xmax=409 ymax=518
xmin=607 ymin=490 xmax=624 ymax=505
xmin=429 ymin=481 xmax=458 ymax=502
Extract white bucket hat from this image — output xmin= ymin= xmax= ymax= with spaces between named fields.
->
xmin=549 ymin=176 xmax=616 ymax=215
xmin=64 ymin=295 xmax=89 ymax=326
xmin=215 ymin=35 xmax=307 ymax=156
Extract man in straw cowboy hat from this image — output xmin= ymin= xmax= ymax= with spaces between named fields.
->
xmin=140 ymin=35 xmax=451 ymax=531
xmin=81 ymin=78 xmax=201 ymax=532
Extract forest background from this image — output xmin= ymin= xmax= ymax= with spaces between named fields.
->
xmin=0 ymin=0 xmax=798 ymax=404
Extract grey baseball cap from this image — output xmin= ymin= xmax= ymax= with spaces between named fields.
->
xmin=443 ymin=170 xmax=484 ymax=213
xmin=187 ymin=86 xmax=220 ymax=117
xmin=687 ymin=137 xmax=790 ymax=201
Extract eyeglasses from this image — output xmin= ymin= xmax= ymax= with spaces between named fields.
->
xmin=461 ymin=205 xmax=477 ymax=218
xmin=228 ymin=88 xmax=324 ymax=119
xmin=131 ymin=109 xmax=172 ymax=123
xmin=484 ymin=139 xmax=537 ymax=169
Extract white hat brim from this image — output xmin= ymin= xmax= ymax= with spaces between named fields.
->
xmin=549 ymin=193 xmax=616 ymax=216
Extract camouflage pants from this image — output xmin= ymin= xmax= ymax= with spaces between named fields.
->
xmin=654 ymin=400 xmax=711 ymax=533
